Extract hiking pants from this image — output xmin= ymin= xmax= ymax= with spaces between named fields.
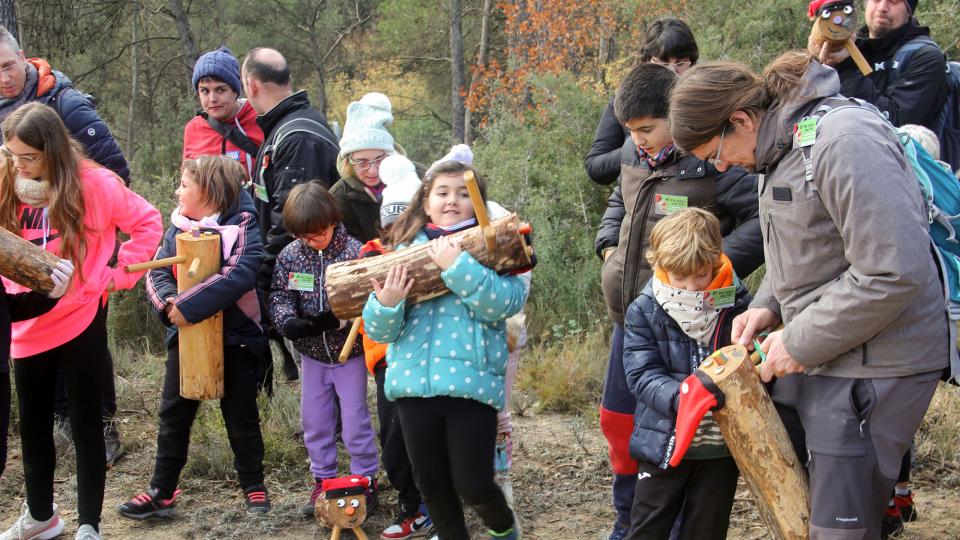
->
xmin=772 ymin=370 xmax=940 ymax=540
xmin=14 ymin=304 xmax=107 ymax=527
xmin=151 ymin=344 xmax=265 ymax=496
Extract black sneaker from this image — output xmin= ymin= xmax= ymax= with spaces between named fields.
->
xmin=104 ymin=427 xmax=125 ymax=468
xmin=117 ymin=487 xmax=181 ymax=520
xmin=881 ymin=504 xmax=905 ymax=539
xmin=244 ymin=485 xmax=271 ymax=514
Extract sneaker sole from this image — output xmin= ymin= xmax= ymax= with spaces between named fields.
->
xmin=31 ymin=517 xmax=65 ymax=540
xmin=116 ymin=506 xmax=176 ymax=520
xmin=381 ymin=523 xmax=435 ymax=540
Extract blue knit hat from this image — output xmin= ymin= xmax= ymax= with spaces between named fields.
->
xmin=192 ymin=47 xmax=242 ymax=95
xmin=338 ymin=92 xmax=395 ymax=159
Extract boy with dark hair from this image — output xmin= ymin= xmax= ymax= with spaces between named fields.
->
xmin=595 ymin=62 xmax=762 ymax=540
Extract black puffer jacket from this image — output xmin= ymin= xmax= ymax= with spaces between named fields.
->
xmin=622 ymin=279 xmax=751 ymax=468
xmin=836 ymin=18 xmax=947 ymax=129
xmin=584 ymin=97 xmax=629 ymax=186
xmin=253 ymin=91 xmax=340 ymax=290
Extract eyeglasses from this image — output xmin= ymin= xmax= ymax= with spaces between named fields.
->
xmin=298 ymin=226 xmax=335 ymax=243
xmin=349 ymin=153 xmax=388 ymax=173
xmin=0 ymin=61 xmax=21 ymax=77
xmin=650 ymin=57 xmax=692 ymax=73
xmin=707 ymin=126 xmax=726 ymax=167
xmin=0 ymin=145 xmax=42 ymax=165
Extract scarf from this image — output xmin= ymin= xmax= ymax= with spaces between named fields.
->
xmin=640 ymin=144 xmax=676 ymax=169
xmin=423 ymin=218 xmax=477 ymax=240
xmin=170 ymin=206 xmax=240 ymax=260
xmin=14 ymin=177 xmax=51 ymax=208
xmin=651 ymin=254 xmax=735 ymax=344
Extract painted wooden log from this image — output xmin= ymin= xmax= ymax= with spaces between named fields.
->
xmin=700 ymin=345 xmax=810 ymax=540
xmin=175 ymin=231 xmax=224 ymax=400
xmin=809 ymin=1 xmax=872 ymax=75
xmin=324 ymin=214 xmax=533 ymax=319
xmin=0 ymin=225 xmax=61 ymax=294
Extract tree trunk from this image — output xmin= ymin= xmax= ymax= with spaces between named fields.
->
xmin=465 ymin=0 xmax=492 ymax=145
xmin=325 ymin=215 xmax=533 ymax=319
xmin=0 ymin=225 xmax=61 ymax=295
xmin=0 ymin=0 xmax=16 ymax=43
xmin=168 ymin=0 xmax=199 ymax=71
xmin=126 ymin=7 xmax=140 ymax=158
xmin=449 ymin=0 xmax=465 ymax=142
xmin=701 ymin=345 xmax=811 ymax=540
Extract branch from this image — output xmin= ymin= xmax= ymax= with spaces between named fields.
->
xmin=73 ymin=36 xmax=179 ymax=83
xmin=321 ymin=10 xmax=373 ymax=65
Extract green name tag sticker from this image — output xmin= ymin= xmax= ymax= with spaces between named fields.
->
xmin=254 ymin=182 xmax=269 ymax=203
xmin=654 ymin=194 xmax=688 ymax=215
xmin=705 ymin=286 xmax=736 ymax=309
xmin=287 ymin=272 xmax=315 ymax=292
xmin=794 ymin=117 xmax=818 ymax=147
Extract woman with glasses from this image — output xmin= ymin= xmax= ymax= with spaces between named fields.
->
xmin=585 ymin=16 xmax=700 ymax=189
xmin=0 ymin=102 xmax=162 ymax=540
xmin=331 ymin=92 xmax=418 ymax=243
xmin=669 ymin=51 xmax=949 ymax=539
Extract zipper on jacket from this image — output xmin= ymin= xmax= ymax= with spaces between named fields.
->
xmin=766 ymin=214 xmax=786 ymax=283
xmin=623 ymin=180 xmax=657 ymax=311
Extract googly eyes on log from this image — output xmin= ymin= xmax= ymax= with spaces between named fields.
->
xmin=350 ymin=499 xmax=360 ymax=508
xmin=337 ymin=499 xmax=346 ymax=508
xmin=821 ymin=9 xmax=831 ymax=18
xmin=843 ymin=5 xmax=853 ymax=14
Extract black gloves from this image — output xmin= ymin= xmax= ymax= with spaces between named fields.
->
xmin=283 ymin=311 xmax=342 ymax=339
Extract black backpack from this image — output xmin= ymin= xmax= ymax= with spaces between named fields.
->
xmin=886 ymin=36 xmax=960 ymax=171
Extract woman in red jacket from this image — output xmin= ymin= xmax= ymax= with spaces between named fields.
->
xmin=0 ymin=102 xmax=162 ymax=540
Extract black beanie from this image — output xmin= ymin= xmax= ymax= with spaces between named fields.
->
xmin=907 ymin=0 xmax=918 ymax=14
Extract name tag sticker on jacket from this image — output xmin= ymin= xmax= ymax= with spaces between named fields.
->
xmin=794 ymin=117 xmax=818 ymax=147
xmin=772 ymin=187 xmax=793 ymax=201
xmin=655 ymin=194 xmax=688 ymax=215
xmin=226 ymin=150 xmax=241 ymax=161
xmin=287 ymin=272 xmax=315 ymax=291
xmin=705 ymin=286 xmax=736 ymax=309
xmin=254 ymin=182 xmax=269 ymax=202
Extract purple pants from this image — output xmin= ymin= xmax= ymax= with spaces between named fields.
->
xmin=301 ymin=355 xmax=378 ymax=480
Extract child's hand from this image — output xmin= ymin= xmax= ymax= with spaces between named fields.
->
xmin=370 ymin=265 xmax=414 ymax=308
xmin=165 ymin=299 xmax=189 ymax=327
xmin=427 ymin=235 xmax=463 ymax=271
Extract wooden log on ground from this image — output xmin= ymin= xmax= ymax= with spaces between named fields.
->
xmin=175 ymin=231 xmax=224 ymax=400
xmin=700 ymin=345 xmax=810 ymax=540
xmin=325 ymin=214 xmax=533 ymax=319
xmin=0 ymin=225 xmax=62 ymax=294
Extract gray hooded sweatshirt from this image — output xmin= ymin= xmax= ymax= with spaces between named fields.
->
xmin=751 ymin=59 xmax=949 ymax=379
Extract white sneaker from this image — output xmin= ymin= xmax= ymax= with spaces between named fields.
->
xmin=0 ymin=503 xmax=65 ymax=540
xmin=74 ymin=524 xmax=101 ymax=540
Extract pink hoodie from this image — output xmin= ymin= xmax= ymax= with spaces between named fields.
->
xmin=4 ymin=162 xmax=163 ymax=358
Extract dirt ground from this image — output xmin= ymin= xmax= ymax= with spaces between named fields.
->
xmin=0 ymin=406 xmax=957 ymax=539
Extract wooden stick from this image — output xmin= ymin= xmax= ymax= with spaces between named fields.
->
xmin=125 ymin=255 xmax=186 ymax=273
xmin=845 ymin=39 xmax=873 ymax=75
xmin=463 ymin=170 xmax=497 ymax=252
xmin=339 ymin=318 xmax=362 ymax=363
xmin=186 ymin=257 xmax=201 ymax=278
xmin=352 ymin=527 xmax=369 ymax=540
xmin=330 ymin=526 xmax=342 ymax=540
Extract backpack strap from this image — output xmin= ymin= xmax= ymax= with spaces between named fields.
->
xmin=874 ymin=35 xmax=941 ymax=73
xmin=255 ymin=117 xmax=339 ymax=199
xmin=798 ymin=97 xmax=876 ymax=182
xmin=204 ymin=113 xmax=260 ymax=157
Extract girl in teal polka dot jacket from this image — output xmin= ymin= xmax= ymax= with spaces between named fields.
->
xmin=362 ymin=161 xmax=527 ymax=540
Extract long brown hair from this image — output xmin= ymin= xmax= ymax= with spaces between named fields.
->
xmin=0 ymin=102 xmax=87 ymax=271
xmin=669 ymin=51 xmax=814 ymax=152
xmin=385 ymin=161 xmax=487 ymax=248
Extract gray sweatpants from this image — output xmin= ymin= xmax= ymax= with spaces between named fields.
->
xmin=771 ymin=370 xmax=941 ymax=540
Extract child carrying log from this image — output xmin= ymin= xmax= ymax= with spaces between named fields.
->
xmin=621 ymin=208 xmax=751 ymax=540
xmin=118 ymin=156 xmax=270 ymax=518
xmin=268 ymin=182 xmax=379 ymax=516
xmin=362 ymin=162 xmax=528 ymax=540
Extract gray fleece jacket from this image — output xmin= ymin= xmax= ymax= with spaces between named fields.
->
xmin=751 ymin=59 xmax=949 ymax=379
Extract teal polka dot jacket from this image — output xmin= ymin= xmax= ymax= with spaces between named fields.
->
xmin=361 ymin=233 xmax=528 ymax=411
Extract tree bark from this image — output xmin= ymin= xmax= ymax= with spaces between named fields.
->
xmin=325 ymin=215 xmax=533 ymax=319
xmin=449 ymin=0 xmax=465 ymax=142
xmin=465 ymin=0 xmax=492 ymax=145
xmin=0 ymin=226 xmax=60 ymax=295
xmin=168 ymin=0 xmax=199 ymax=71
xmin=126 ymin=7 xmax=140 ymax=158
xmin=0 ymin=0 xmax=17 ymax=43
xmin=701 ymin=345 xmax=811 ymax=540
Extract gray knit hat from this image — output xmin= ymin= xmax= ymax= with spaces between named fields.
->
xmin=338 ymin=93 xmax=395 ymax=158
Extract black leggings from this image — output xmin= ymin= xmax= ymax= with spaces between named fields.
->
xmin=0 ymin=370 xmax=9 ymax=478
xmin=395 ymin=396 xmax=513 ymax=540
xmin=14 ymin=305 xmax=107 ymax=527
xmin=375 ymin=364 xmax=422 ymax=515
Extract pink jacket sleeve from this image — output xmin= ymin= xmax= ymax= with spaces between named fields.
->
xmin=105 ymin=181 xmax=163 ymax=291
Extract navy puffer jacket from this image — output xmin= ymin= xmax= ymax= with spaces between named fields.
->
xmin=622 ymin=278 xmax=751 ymax=468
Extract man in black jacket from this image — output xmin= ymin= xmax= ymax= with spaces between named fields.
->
xmin=811 ymin=0 xmax=946 ymax=130
xmin=241 ymin=48 xmax=340 ymax=291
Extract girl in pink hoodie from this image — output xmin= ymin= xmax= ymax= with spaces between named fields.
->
xmin=0 ymin=102 xmax=162 ymax=540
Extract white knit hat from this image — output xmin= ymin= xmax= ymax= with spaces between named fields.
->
xmin=338 ymin=92 xmax=395 ymax=159
xmin=900 ymin=124 xmax=940 ymax=160
xmin=379 ymin=154 xmax=422 ymax=227
xmin=427 ymin=144 xmax=474 ymax=175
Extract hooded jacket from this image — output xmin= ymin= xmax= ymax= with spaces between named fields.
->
xmin=182 ymin=100 xmax=264 ymax=180
xmin=4 ymin=162 xmax=162 ymax=358
xmin=751 ymin=59 xmax=948 ymax=378
xmin=0 ymin=59 xmax=130 ymax=184
xmin=146 ymin=190 xmax=267 ymax=357
xmin=599 ymin=139 xmax=763 ymax=325
xmin=253 ymin=90 xmax=340 ymax=291
xmin=835 ymin=18 xmax=947 ymax=129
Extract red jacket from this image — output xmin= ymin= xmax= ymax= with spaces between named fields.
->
xmin=182 ymin=100 xmax=264 ymax=180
